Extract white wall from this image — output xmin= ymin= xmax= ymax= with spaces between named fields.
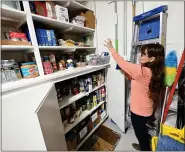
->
xmin=88 ymin=1 xmax=184 ymax=131
xmin=89 ymin=1 xmax=127 ymax=132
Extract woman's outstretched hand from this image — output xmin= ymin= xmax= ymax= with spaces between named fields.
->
xmin=104 ymin=38 xmax=113 ymax=50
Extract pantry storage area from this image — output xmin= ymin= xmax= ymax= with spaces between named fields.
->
xmin=1 ymin=1 xmax=111 ymax=151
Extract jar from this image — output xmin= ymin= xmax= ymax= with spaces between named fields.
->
xmin=66 ymin=59 xmax=74 ymax=69
xmin=2 ymin=60 xmax=17 ymax=82
xmin=86 ymin=98 xmax=91 ymax=110
xmin=43 ymin=61 xmax=53 ymax=75
xmin=9 ymin=59 xmax=22 ymax=80
xmin=58 ymin=60 xmax=66 ymax=70
xmin=1 ymin=63 xmax=6 ymax=83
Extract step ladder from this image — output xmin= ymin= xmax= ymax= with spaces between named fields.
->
xmin=125 ymin=5 xmax=168 ymax=136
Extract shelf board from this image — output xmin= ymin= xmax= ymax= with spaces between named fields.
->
xmin=39 ymin=46 xmax=96 ymax=52
xmin=76 ymin=114 xmax=108 ymax=150
xmin=56 ymin=1 xmax=92 ymax=12
xmin=59 ymin=83 xmax=105 ymax=109
xmin=64 ymin=101 xmax=106 ymax=134
xmin=1 ymin=45 xmax=34 ymax=52
xmin=31 ymin=14 xmax=95 ymax=34
xmin=1 ymin=5 xmax=26 ymax=26
xmin=2 ymin=64 xmax=110 ymax=93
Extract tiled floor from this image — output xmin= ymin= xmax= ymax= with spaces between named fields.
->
xmin=103 ymin=118 xmax=138 ymax=151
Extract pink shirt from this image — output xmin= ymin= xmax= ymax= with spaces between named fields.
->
xmin=110 ymin=48 xmax=153 ymax=117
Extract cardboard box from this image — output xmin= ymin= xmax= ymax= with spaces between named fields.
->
xmin=83 ymin=11 xmax=95 ymax=29
xmin=1 ymin=40 xmax=31 ymax=46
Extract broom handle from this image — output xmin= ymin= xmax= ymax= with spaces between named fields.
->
xmin=160 ymin=87 xmax=169 ymax=123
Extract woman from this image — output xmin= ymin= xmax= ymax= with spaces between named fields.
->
xmin=104 ymin=39 xmax=165 ymax=151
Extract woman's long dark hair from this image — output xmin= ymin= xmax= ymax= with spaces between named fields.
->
xmin=141 ymin=44 xmax=165 ymax=107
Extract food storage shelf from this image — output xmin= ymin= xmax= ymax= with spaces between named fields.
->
xmin=59 ymin=83 xmax=106 ymax=109
xmin=64 ymin=101 xmax=106 ymax=134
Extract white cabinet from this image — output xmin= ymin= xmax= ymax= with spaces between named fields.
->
xmin=2 ymin=83 xmax=51 ymax=151
xmin=2 ymin=83 xmax=67 ymax=151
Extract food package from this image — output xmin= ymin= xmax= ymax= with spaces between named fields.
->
xmin=20 ymin=62 xmax=39 ymax=78
xmin=55 ymin=5 xmax=69 ymax=22
xmin=71 ymin=16 xmax=86 ymax=27
xmin=83 ymin=11 xmax=95 ymax=29
xmin=35 ymin=1 xmax=47 ymax=17
xmin=9 ymin=32 xmax=28 ymax=42
xmin=46 ymin=1 xmax=56 ymax=19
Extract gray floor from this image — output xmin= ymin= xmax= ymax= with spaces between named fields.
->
xmin=103 ymin=118 xmax=138 ymax=151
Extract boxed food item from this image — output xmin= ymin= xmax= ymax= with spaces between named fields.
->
xmin=88 ymin=111 xmax=100 ymax=131
xmin=20 ymin=62 xmax=39 ymax=78
xmin=46 ymin=1 xmax=56 ymax=19
xmin=9 ymin=32 xmax=28 ymax=42
xmin=55 ymin=5 xmax=69 ymax=22
xmin=76 ymin=118 xmax=90 ymax=144
xmin=35 ymin=1 xmax=47 ymax=17
xmin=65 ymin=129 xmax=78 ymax=151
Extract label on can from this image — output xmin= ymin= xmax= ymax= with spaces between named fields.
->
xmin=79 ymin=126 xmax=87 ymax=139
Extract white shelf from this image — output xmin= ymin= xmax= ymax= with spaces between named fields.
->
xmin=1 ymin=45 xmax=34 ymax=51
xmin=64 ymin=100 xmax=106 ymax=134
xmin=31 ymin=14 xmax=95 ymax=34
xmin=59 ymin=83 xmax=106 ymax=109
xmin=76 ymin=114 xmax=108 ymax=150
xmin=1 ymin=5 xmax=26 ymax=26
xmin=2 ymin=64 xmax=110 ymax=93
xmin=56 ymin=1 xmax=92 ymax=12
xmin=39 ymin=46 xmax=96 ymax=52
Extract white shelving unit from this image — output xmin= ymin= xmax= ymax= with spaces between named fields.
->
xmin=31 ymin=13 xmax=95 ymax=34
xmin=1 ymin=1 xmax=109 ymax=151
xmin=1 ymin=5 xmax=26 ymax=26
xmin=64 ymin=100 xmax=106 ymax=134
xmin=39 ymin=46 xmax=96 ymax=52
xmin=59 ymin=83 xmax=105 ymax=109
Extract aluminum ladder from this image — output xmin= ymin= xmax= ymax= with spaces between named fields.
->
xmin=125 ymin=5 xmax=168 ymax=137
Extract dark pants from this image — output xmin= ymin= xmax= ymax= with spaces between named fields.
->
xmin=131 ymin=112 xmax=152 ymax=151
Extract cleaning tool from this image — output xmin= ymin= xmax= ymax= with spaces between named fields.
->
xmin=164 ymin=50 xmax=177 ymax=86
xmin=176 ymin=61 xmax=185 ymax=129
xmin=152 ymin=50 xmax=185 ymax=151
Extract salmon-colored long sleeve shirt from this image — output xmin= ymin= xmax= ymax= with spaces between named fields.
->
xmin=110 ymin=48 xmax=153 ymax=117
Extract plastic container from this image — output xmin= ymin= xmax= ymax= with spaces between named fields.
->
xmin=86 ymin=52 xmax=110 ymax=66
xmin=2 ymin=60 xmax=18 ymax=82
xmin=100 ymin=52 xmax=110 ymax=64
xmin=21 ymin=62 xmax=39 ymax=78
xmin=72 ymin=16 xmax=86 ymax=27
